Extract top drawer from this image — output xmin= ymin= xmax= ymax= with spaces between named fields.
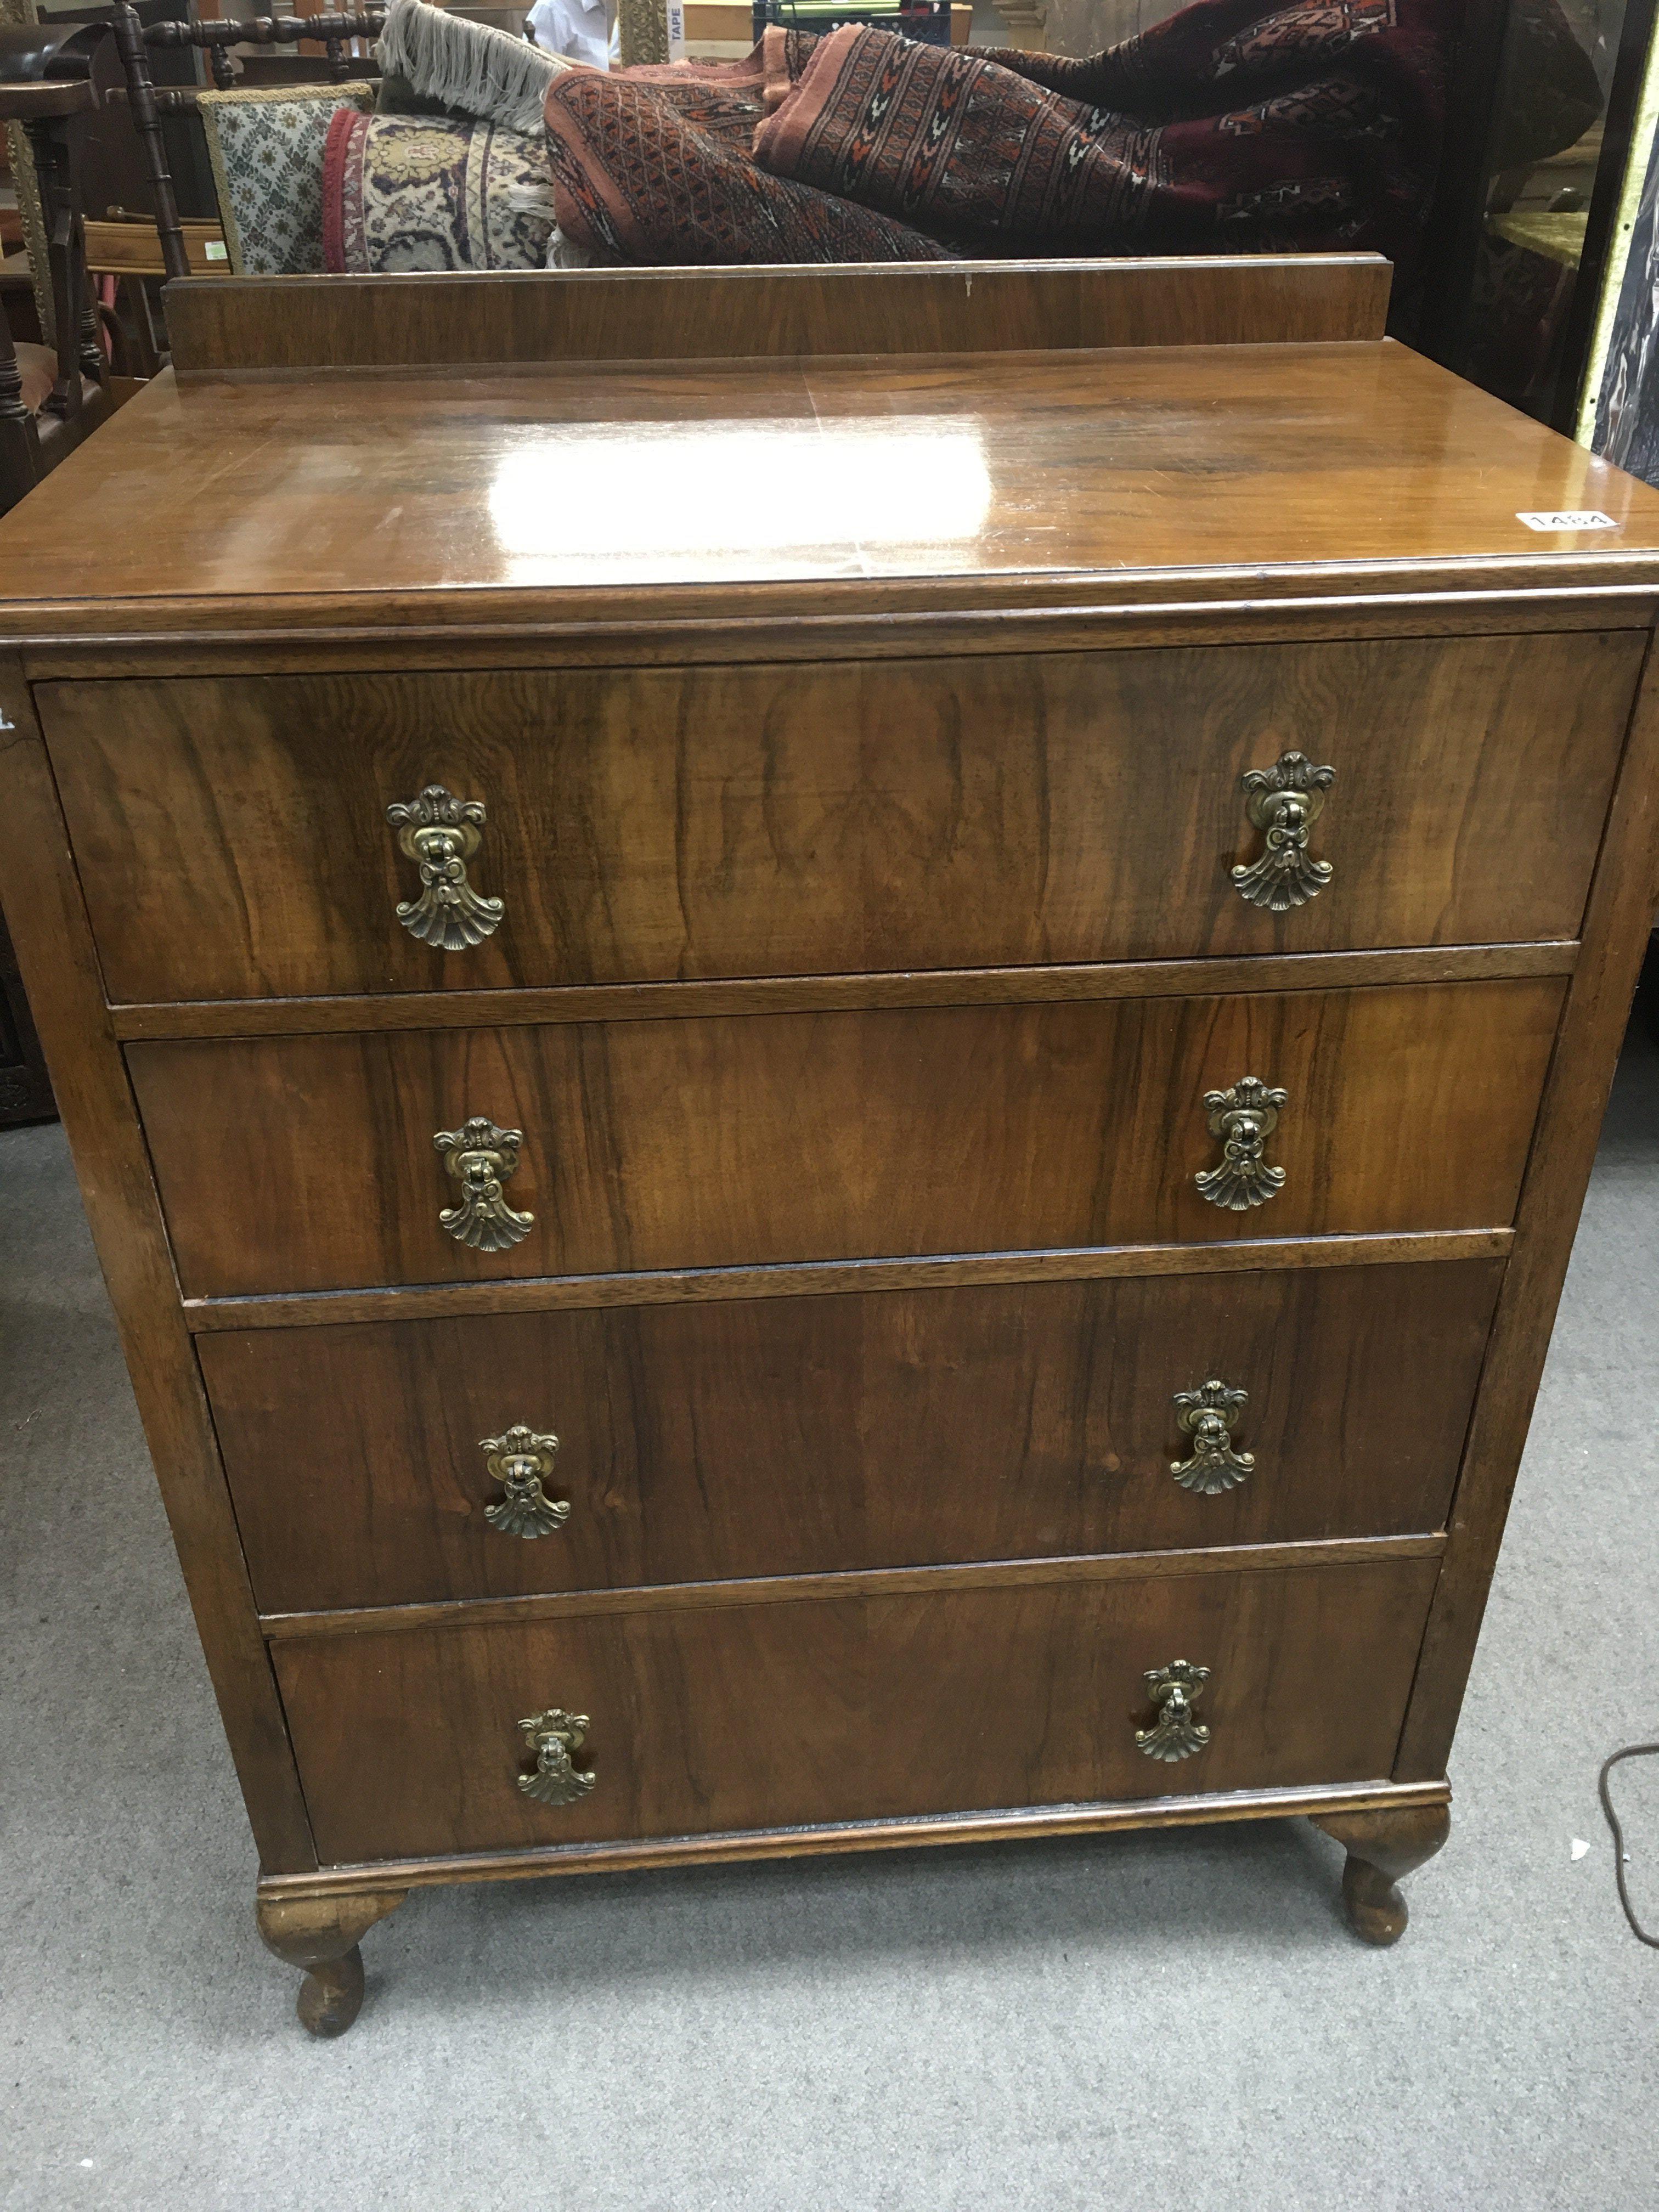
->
xmin=41 ymin=632 xmax=1640 ymax=1007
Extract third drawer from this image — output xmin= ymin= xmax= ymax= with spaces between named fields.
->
xmin=205 ymin=1258 xmax=1500 ymax=1615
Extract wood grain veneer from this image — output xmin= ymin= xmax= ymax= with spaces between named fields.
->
xmin=1397 ymin=633 xmax=1659 ymax=1778
xmin=178 ymin=1226 xmax=1515 ymax=1331
xmin=41 ymin=634 xmax=1639 ymax=1006
xmin=256 ymin=1776 xmax=1453 ymax=1892
xmin=127 ymin=980 xmax=1564 ymax=1299
xmin=273 ymin=1554 xmax=1441 ymax=1865
xmin=0 ymin=672 xmax=314 ymax=1870
xmin=9 ymin=345 xmax=1659 ymax=641
xmin=19 ymin=595 xmax=1659 ymax=684
xmin=105 ymin=944 xmax=1582 ymax=1045
xmin=258 ymin=1536 xmax=1449 ymax=1640
xmin=201 ymin=1259 xmax=1500 ymax=1613
xmin=165 ymin=258 xmax=1396 ymax=375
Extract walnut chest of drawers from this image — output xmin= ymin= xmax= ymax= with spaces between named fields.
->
xmin=8 ymin=258 xmax=1659 ymax=2035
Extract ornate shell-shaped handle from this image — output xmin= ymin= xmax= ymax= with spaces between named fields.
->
xmin=481 ymin=1424 xmax=568 ymax=1539
xmin=1171 ymin=1380 xmax=1255 ymax=1494
xmin=517 ymin=1708 xmax=596 ymax=1805
xmin=433 ymin=1116 xmax=534 ymax=1251
xmin=388 ymin=784 xmax=505 ymax=950
xmin=1231 ymin=751 xmax=1334 ymax=912
xmin=1195 ymin=1076 xmax=1288 ymax=1212
xmin=1136 ymin=1661 xmax=1212 ymax=1762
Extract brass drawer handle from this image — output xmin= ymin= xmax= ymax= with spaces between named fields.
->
xmin=387 ymin=784 xmax=505 ymax=950
xmin=1231 ymin=751 xmax=1334 ymax=912
xmin=1195 ymin=1076 xmax=1287 ymax=1212
xmin=517 ymin=1708 xmax=596 ymax=1805
xmin=1171 ymin=1380 xmax=1254 ymax=1494
xmin=482 ymin=1425 xmax=567 ymax=1538
xmin=1136 ymin=1661 xmax=1212 ymax=1762
xmin=433 ymin=1116 xmax=534 ymax=1251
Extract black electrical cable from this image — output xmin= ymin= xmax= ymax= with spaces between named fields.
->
xmin=1599 ymin=1743 xmax=1659 ymax=1948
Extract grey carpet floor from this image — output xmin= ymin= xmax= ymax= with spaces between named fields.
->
xmin=6 ymin=1017 xmax=1659 ymax=2212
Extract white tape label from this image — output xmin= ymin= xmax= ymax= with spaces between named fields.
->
xmin=1516 ymin=510 xmax=1618 ymax=531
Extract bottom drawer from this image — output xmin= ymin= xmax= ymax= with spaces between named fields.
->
xmin=274 ymin=1557 xmax=1439 ymax=1865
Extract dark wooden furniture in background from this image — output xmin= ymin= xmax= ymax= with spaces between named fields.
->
xmin=4 ymin=255 xmax=1659 ymax=2033
xmin=82 ymin=217 xmax=227 ymax=377
xmin=45 ymin=2 xmax=218 ymax=232
xmin=0 ymin=61 xmax=111 ymax=516
xmin=109 ymin=2 xmax=385 ymax=283
xmin=1401 ymin=0 xmax=1515 ymax=359
xmin=3 ymin=4 xmax=223 ymax=381
xmin=0 ymin=45 xmax=112 ymax=1128
xmin=1410 ymin=0 xmax=1659 ymax=434
xmin=0 ymin=910 xmax=52 ymax=1123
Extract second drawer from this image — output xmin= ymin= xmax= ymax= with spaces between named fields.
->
xmin=205 ymin=1258 xmax=1500 ymax=1613
xmin=132 ymin=979 xmax=1562 ymax=1297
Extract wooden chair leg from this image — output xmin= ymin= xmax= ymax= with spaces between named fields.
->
xmin=123 ymin=275 xmax=164 ymax=378
xmin=0 ymin=309 xmax=42 ymax=512
xmin=109 ymin=0 xmax=191 ymax=285
xmin=26 ymin=111 xmax=100 ymax=422
xmin=27 ymin=116 xmax=74 ymax=421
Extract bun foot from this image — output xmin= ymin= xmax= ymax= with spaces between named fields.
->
xmin=256 ymin=1888 xmax=408 ymax=2038
xmin=296 ymin=1945 xmax=365 ymax=2038
xmin=1311 ymin=1801 xmax=1451 ymax=1946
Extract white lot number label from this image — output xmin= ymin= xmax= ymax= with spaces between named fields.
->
xmin=1516 ymin=510 xmax=1618 ymax=531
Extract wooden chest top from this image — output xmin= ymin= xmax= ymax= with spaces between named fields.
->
xmin=7 ymin=338 xmax=1659 ymax=642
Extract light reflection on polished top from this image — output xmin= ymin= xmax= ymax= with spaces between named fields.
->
xmin=5 ymin=340 xmax=1659 ymax=628
xmin=486 ymin=417 xmax=995 ymax=584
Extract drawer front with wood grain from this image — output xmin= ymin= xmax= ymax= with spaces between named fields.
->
xmin=207 ymin=1260 xmax=1500 ymax=1614
xmin=42 ymin=633 xmax=1639 ymax=1006
xmin=273 ymin=1556 xmax=1440 ymax=1863
xmin=129 ymin=979 xmax=1562 ymax=1298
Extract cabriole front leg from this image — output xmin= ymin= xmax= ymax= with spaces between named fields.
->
xmin=1311 ymin=1802 xmax=1451 ymax=1946
xmin=255 ymin=1889 xmax=408 ymax=2037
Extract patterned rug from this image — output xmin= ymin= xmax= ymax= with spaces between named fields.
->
xmin=544 ymin=61 xmax=950 ymax=264
xmin=321 ymin=109 xmax=558 ymax=272
xmin=199 ymin=82 xmax=376 ymax=275
xmin=545 ymin=0 xmax=1602 ymax=270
